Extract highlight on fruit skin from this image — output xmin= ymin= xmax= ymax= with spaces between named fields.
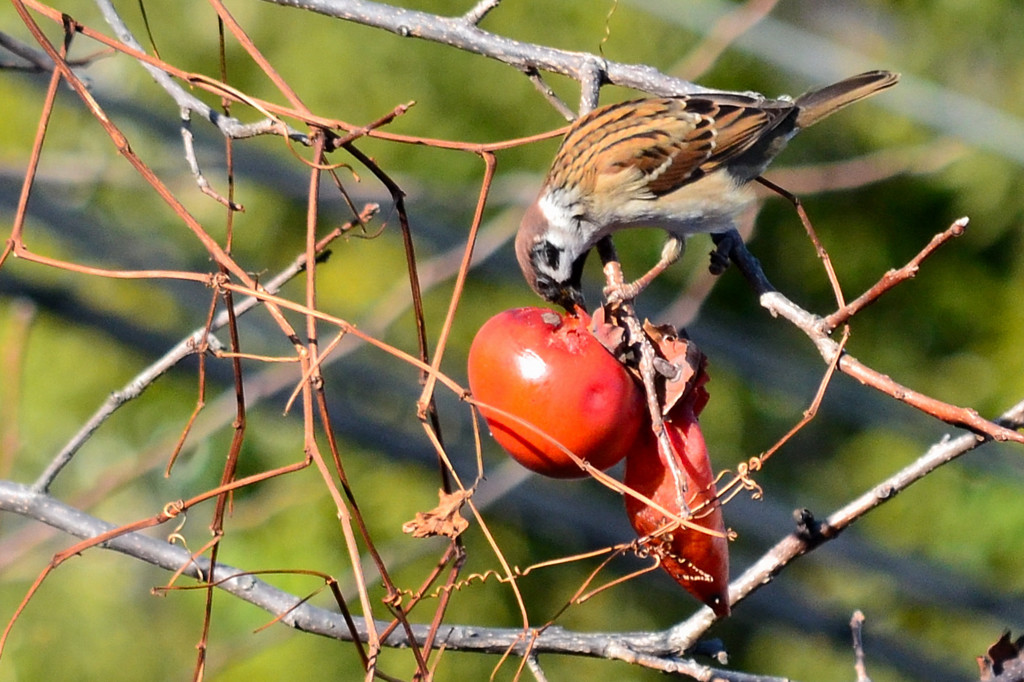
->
xmin=467 ymin=306 xmax=645 ymax=478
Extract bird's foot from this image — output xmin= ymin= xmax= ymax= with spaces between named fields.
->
xmin=604 ymin=237 xmax=685 ymax=305
xmin=709 ymin=230 xmax=742 ymax=275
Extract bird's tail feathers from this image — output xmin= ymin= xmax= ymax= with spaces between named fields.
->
xmin=794 ymin=70 xmax=899 ymax=128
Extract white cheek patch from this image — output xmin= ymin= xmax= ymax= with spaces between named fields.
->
xmin=537 ymin=192 xmax=580 ymax=243
xmin=532 ymin=194 xmax=584 ymax=281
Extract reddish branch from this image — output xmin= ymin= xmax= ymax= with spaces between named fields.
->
xmin=823 ymin=217 xmax=968 ymax=329
xmin=726 ymin=221 xmax=1024 ymax=445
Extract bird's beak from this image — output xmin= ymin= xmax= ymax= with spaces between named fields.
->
xmin=532 ymin=274 xmax=585 ymax=311
xmin=553 ymin=284 xmax=585 ymax=312
xmin=558 ymin=252 xmax=589 ymax=311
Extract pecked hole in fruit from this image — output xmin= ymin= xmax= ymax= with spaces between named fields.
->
xmin=540 ymin=311 xmax=562 ymax=326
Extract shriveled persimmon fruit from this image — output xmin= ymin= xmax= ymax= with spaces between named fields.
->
xmin=467 ymin=307 xmax=644 ymax=478
xmin=624 ymin=368 xmax=730 ymax=616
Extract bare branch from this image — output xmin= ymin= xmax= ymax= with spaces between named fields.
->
xmin=0 ymin=479 xmax=752 ymax=677
xmin=667 ymin=397 xmax=1024 ymax=651
xmin=258 ymin=0 xmax=712 ymax=98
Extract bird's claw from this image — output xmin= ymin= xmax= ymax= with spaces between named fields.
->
xmin=709 ymin=230 xmax=740 ymax=275
xmin=603 ymin=280 xmax=642 ymax=306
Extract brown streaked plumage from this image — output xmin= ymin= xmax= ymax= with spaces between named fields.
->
xmin=516 ymin=71 xmax=900 ymax=308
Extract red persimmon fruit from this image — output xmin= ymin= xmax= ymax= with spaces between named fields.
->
xmin=623 ymin=373 xmax=730 ymax=616
xmin=468 ymin=307 xmax=645 ymax=478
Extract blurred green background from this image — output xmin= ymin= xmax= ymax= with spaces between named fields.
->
xmin=2 ymin=0 xmax=1023 ymax=680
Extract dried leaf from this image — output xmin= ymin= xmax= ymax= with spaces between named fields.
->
xmin=642 ymin=320 xmax=707 ymax=416
xmin=402 ymin=489 xmax=471 ymax=539
xmin=589 ymin=305 xmax=628 ymax=358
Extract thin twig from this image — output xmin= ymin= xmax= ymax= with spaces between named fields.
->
xmin=179 ymin=108 xmax=243 ymax=210
xmin=823 ymin=218 xmax=968 ymax=330
xmin=523 ymin=67 xmax=576 ymax=121
xmin=851 ymin=610 xmax=872 ymax=682
xmin=462 ymin=0 xmax=501 ymax=26
xmin=756 ymin=175 xmax=846 ymax=309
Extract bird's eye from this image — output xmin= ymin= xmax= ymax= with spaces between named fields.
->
xmin=535 ymin=272 xmax=553 ymax=291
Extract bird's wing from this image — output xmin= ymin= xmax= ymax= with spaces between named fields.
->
xmin=552 ymin=96 xmax=794 ymax=199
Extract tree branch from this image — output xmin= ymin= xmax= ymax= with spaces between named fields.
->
xmin=666 ymin=396 xmax=1024 ymax=651
xmin=258 ymin=0 xmax=711 ymax=98
xmin=4 ymin=390 xmax=1021 ymax=673
xmin=0 ymin=479 xmax=766 ymax=679
xmin=725 ymin=229 xmax=1024 ymax=444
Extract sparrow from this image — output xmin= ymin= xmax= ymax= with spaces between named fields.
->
xmin=515 ymin=70 xmax=900 ymax=308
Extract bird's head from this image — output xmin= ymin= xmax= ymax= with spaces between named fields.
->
xmin=515 ymin=198 xmax=589 ymax=310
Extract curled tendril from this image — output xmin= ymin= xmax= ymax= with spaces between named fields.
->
xmin=714 ymin=463 xmax=765 ymax=505
xmin=391 ymin=568 xmax=532 ymax=603
xmin=207 ymin=272 xmax=231 ymax=290
xmin=165 ymin=505 xmax=189 ymax=547
xmin=634 ymin=536 xmax=714 ymax=583
xmin=162 ymin=500 xmax=186 ymax=518
xmin=735 ymin=458 xmax=765 ymax=501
